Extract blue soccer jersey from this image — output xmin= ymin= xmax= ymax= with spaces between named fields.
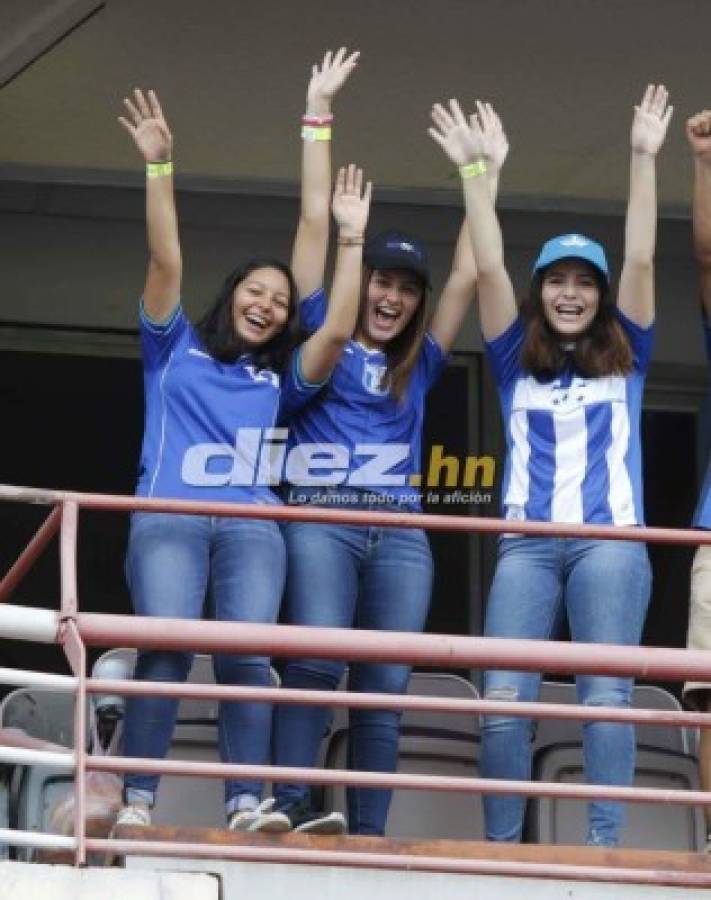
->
xmin=485 ymin=309 xmax=654 ymax=525
xmin=136 ymin=303 xmax=318 ymax=504
xmin=281 ymin=289 xmax=447 ymax=510
xmin=693 ymin=315 xmax=711 ymax=528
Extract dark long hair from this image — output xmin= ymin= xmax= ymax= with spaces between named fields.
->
xmin=363 ymin=268 xmax=429 ymax=401
xmin=520 ymin=270 xmax=633 ymax=378
xmin=195 ymin=258 xmax=300 ymax=372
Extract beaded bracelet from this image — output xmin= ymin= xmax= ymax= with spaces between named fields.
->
xmin=302 ymin=113 xmax=334 ymax=126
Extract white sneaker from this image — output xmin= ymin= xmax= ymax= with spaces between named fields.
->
xmin=114 ymin=804 xmax=152 ymax=828
xmin=228 ymin=797 xmax=291 ymax=833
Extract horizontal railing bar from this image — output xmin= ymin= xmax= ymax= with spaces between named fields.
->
xmin=0 ymin=605 xmax=58 ymax=643
xmin=0 ymin=827 xmax=75 ymax=850
xmin=86 ymin=755 xmax=711 ymax=806
xmin=77 ymin=613 xmax=711 ymax=681
xmin=0 ymin=483 xmax=710 ymax=545
xmin=88 ymin=677 xmax=709 ymax=729
xmin=0 ymin=746 xmax=73 ymax=767
xmin=83 ymin=838 xmax=711 ymax=887
xmin=0 ymin=667 xmax=76 ymax=689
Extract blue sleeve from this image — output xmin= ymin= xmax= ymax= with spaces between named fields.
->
xmin=139 ymin=301 xmax=189 ymax=369
xmin=704 ymin=311 xmax=711 ymax=363
xmin=278 ymin=346 xmax=327 ymax=421
xmin=417 ymin=333 xmax=448 ymax=391
xmin=298 ymin=288 xmax=328 ymax=333
xmin=614 ymin=307 xmax=654 ymax=373
xmin=484 ymin=317 xmax=525 ymax=388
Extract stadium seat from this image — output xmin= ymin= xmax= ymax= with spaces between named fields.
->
xmin=533 ymin=680 xmax=691 ymax=756
xmin=528 ymin=742 xmax=704 ymax=850
xmin=6 ymin=649 xmax=281 ymax=848
xmin=321 ymin=672 xmax=484 ymax=839
xmin=0 ymin=687 xmax=91 ymax=861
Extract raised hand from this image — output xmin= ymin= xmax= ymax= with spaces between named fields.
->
xmin=429 ymin=99 xmax=489 ymax=168
xmin=332 ymin=164 xmax=372 ymax=237
xmin=630 ymin=84 xmax=673 ymax=156
xmin=306 ymin=47 xmax=360 ymax=115
xmin=476 ymin=101 xmax=509 ymax=173
xmin=687 ymin=110 xmax=711 ymax=160
xmin=118 ymin=89 xmax=172 ymax=163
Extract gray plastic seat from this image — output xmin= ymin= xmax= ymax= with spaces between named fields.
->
xmin=321 ymin=672 xmax=483 ymax=839
xmin=7 ymin=648 xmax=281 ymax=846
xmin=0 ymin=687 xmax=91 ymax=861
xmin=529 ymin=743 xmax=704 ymax=849
xmin=532 ymin=680 xmax=691 ymax=756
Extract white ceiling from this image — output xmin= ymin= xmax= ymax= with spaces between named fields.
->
xmin=0 ymin=0 xmax=710 ymax=212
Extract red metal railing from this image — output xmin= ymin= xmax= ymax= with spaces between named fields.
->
xmin=1 ymin=483 xmax=711 ymax=886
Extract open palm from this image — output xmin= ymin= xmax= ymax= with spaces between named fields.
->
xmin=118 ymin=89 xmax=172 ymax=163
xmin=307 ymin=47 xmax=359 ymax=107
xmin=631 ymin=84 xmax=672 ymax=156
xmin=332 ymin=164 xmax=372 ymax=235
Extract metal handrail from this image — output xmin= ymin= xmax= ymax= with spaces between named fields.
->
xmin=0 ymin=482 xmax=709 ymax=886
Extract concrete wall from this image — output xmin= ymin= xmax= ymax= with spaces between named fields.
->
xmin=0 ymin=171 xmax=703 ymax=366
xmin=0 ymin=860 xmax=217 ymax=900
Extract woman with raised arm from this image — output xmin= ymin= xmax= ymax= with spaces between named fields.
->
xmin=430 ymin=87 xmax=671 ymax=847
xmin=260 ymin=50 xmax=508 ymax=837
xmin=112 ymin=88 xmax=371 ymax=832
xmin=682 ymin=108 xmax=711 ymax=852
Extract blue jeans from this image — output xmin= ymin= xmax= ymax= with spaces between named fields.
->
xmin=481 ymin=536 xmax=651 ymax=846
xmin=122 ymin=512 xmax=285 ymax=815
xmin=272 ymin=517 xmax=433 ymax=835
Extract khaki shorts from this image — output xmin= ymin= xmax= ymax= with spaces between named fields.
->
xmin=683 ymin=544 xmax=711 ymax=709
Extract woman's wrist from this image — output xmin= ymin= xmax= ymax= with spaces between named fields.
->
xmin=146 ymin=160 xmax=173 ymax=178
xmin=305 ymin=96 xmax=332 ymax=119
xmin=337 ymin=230 xmax=364 ymax=246
xmin=459 ymin=158 xmax=488 ymax=180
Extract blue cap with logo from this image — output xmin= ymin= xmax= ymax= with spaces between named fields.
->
xmin=364 ymin=230 xmax=431 ymax=287
xmin=532 ymin=233 xmax=610 ymax=285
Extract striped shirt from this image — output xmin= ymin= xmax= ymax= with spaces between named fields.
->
xmin=485 ymin=309 xmax=654 ymax=525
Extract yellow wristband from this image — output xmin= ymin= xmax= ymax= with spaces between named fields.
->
xmin=146 ymin=161 xmax=173 ymax=178
xmin=460 ymin=160 xmax=487 ymax=179
xmin=301 ymin=125 xmax=332 ymax=142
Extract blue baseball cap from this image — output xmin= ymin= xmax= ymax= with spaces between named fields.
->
xmin=364 ymin=230 xmax=431 ymax=287
xmin=532 ymin=233 xmax=610 ymax=285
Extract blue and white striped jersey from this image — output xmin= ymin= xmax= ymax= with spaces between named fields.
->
xmin=485 ymin=310 xmax=654 ymax=525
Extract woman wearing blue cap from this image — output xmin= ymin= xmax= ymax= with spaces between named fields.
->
xmin=430 ymin=86 xmax=672 ymax=846
xmin=244 ymin=49 xmax=509 ymax=837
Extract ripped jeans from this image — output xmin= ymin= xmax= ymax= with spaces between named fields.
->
xmin=480 ymin=536 xmax=651 ymax=846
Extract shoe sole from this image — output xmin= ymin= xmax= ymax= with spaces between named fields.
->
xmin=294 ymin=815 xmax=347 ymax=835
xmin=247 ymin=813 xmax=292 ymax=833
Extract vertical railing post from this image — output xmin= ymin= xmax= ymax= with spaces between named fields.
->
xmin=62 ymin=619 xmax=87 ymax=867
xmin=60 ymin=500 xmax=78 ymax=618
xmin=59 ymin=499 xmax=86 ymax=865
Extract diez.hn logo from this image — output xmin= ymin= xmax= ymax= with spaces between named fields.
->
xmin=180 ymin=428 xmax=496 ymax=489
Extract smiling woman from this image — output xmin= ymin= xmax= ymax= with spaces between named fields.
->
xmin=111 ymin=86 xmax=372 ymax=834
xmin=264 ymin=47 xmax=509 ymax=840
xmin=429 ymin=85 xmax=672 ymax=848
